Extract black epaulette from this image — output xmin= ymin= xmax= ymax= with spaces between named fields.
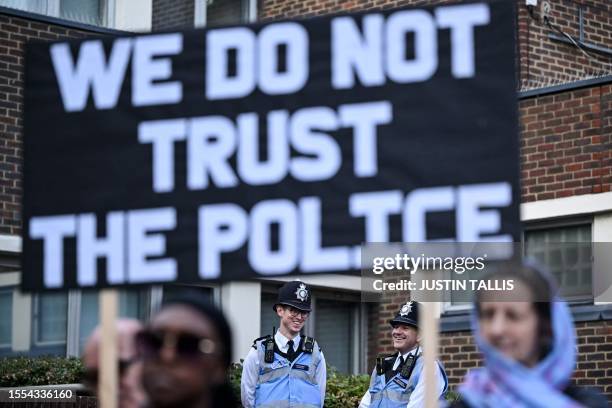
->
xmin=251 ymin=335 xmax=272 ymax=349
xmin=376 ymin=354 xmax=396 ymax=375
xmin=301 ymin=336 xmax=317 ymax=354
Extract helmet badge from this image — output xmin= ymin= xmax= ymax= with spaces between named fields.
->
xmin=295 ymin=283 xmax=309 ymax=302
xmin=399 ymin=301 xmax=413 ymax=316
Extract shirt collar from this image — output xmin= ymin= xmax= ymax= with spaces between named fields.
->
xmin=399 ymin=345 xmax=420 ymax=360
xmin=275 ymin=330 xmax=301 ymax=351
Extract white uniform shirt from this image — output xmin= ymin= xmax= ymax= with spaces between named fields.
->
xmin=358 ymin=346 xmax=446 ymax=408
xmin=241 ymin=331 xmax=327 ymax=408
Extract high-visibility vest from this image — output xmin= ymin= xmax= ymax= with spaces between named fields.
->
xmin=368 ymin=355 xmax=448 ymax=408
xmin=254 ymin=338 xmax=322 ymax=408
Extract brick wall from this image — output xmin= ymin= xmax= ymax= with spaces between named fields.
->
xmin=439 ymin=320 xmax=612 ymax=397
xmin=520 ymin=84 xmax=612 ymax=202
xmin=0 ymin=13 xmax=93 ymax=235
xmin=517 ymin=0 xmax=612 ymax=90
xmin=260 ymin=0 xmax=612 ymax=90
xmin=259 ymin=0 xmax=454 ymax=21
xmin=152 ymin=0 xmax=194 ymax=31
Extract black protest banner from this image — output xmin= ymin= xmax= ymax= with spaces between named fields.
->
xmin=22 ymin=1 xmax=520 ymax=291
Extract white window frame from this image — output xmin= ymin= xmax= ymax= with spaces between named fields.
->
xmin=0 ymin=0 xmax=115 ymax=27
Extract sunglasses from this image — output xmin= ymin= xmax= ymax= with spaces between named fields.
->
xmin=136 ymin=329 xmax=219 ymax=360
xmin=83 ymin=359 xmax=136 ymax=386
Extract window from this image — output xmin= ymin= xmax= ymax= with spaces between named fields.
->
xmin=443 ymin=223 xmax=593 ymax=311
xmin=0 ymin=0 xmax=109 ymax=27
xmin=33 ymin=292 xmax=68 ymax=347
xmin=29 ymin=288 xmax=153 ymax=356
xmin=206 ymin=0 xmax=246 ymax=26
xmin=525 ymin=223 xmax=592 ymax=300
xmin=78 ymin=289 xmax=150 ymax=354
xmin=315 ymin=299 xmax=354 ymax=373
xmin=260 ymin=292 xmax=278 ymax=337
xmin=0 ymin=288 xmax=12 ymax=347
xmin=195 ymin=0 xmax=254 ymax=27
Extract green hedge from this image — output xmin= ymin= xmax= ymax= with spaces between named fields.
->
xmin=0 ymin=356 xmax=85 ymax=387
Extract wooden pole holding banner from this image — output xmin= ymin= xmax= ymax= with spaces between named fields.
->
xmin=99 ymin=290 xmax=118 ymax=408
xmin=422 ymin=301 xmax=439 ymax=408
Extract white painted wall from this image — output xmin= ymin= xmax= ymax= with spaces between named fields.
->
xmin=13 ymin=290 xmax=31 ymax=351
xmin=220 ymin=281 xmax=261 ymax=362
xmin=521 ymin=191 xmax=612 ymax=221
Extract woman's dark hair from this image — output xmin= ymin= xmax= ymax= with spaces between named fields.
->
xmin=161 ymin=291 xmax=238 ymax=407
xmin=475 ymin=261 xmax=554 ymax=361
xmin=162 ymin=291 xmax=233 ymax=367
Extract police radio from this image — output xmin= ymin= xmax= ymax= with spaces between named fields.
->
xmin=264 ymin=326 xmax=275 ymax=363
xmin=376 ymin=356 xmax=385 ymax=376
xmin=303 ymin=336 xmax=315 ymax=354
xmin=400 ymin=346 xmax=420 ymax=379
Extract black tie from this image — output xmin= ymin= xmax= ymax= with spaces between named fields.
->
xmin=397 ymin=355 xmax=407 ymax=373
xmin=385 ymin=355 xmax=405 ymax=382
xmin=287 ymin=340 xmax=295 ymax=361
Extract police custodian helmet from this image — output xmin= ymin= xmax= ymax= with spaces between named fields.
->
xmin=389 ymin=300 xmax=419 ymax=328
xmin=273 ymin=281 xmax=312 ymax=312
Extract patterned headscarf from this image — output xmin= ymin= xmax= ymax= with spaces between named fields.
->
xmin=459 ymin=263 xmax=584 ymax=408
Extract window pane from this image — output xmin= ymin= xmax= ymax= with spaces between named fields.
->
xmin=207 ymin=0 xmax=244 ymax=26
xmin=60 ymin=0 xmax=103 ymax=26
xmin=0 ymin=289 xmax=12 ymax=346
xmin=260 ymin=293 xmax=277 ymax=337
xmin=526 ymin=224 xmax=592 ymax=299
xmin=315 ymin=299 xmax=353 ymax=373
xmin=36 ymin=293 xmax=68 ymax=344
xmin=0 ymin=0 xmax=47 ymax=14
xmin=120 ymin=289 xmax=149 ymax=320
xmin=79 ymin=291 xmax=99 ymax=352
xmin=79 ymin=289 xmax=150 ymax=354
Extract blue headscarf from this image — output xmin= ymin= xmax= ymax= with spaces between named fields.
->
xmin=459 ymin=263 xmax=584 ymax=408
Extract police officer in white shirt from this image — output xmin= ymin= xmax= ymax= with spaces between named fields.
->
xmin=360 ymin=301 xmax=448 ymax=408
xmin=241 ymin=281 xmax=326 ymax=408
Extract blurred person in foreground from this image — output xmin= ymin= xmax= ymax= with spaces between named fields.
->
xmin=82 ymin=318 xmax=148 ymax=408
xmin=359 ymin=300 xmax=448 ymax=408
xmin=453 ymin=261 xmax=607 ymax=408
xmin=138 ymin=293 xmax=238 ymax=408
